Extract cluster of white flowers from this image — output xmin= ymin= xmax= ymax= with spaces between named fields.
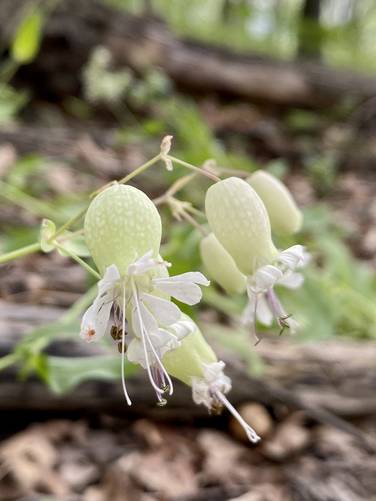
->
xmin=79 ymin=166 xmax=307 ymax=444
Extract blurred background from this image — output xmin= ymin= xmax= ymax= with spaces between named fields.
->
xmin=0 ymin=0 xmax=375 ymax=500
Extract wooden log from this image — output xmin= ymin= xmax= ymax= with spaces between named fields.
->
xmin=1 ymin=0 xmax=376 ymax=107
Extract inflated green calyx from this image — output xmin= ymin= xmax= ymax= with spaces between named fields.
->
xmin=85 ymin=183 xmax=162 ymax=275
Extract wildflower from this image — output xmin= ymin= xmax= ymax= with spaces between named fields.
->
xmin=163 ymin=319 xmax=260 ymax=443
xmin=81 ymin=183 xmax=209 ymax=405
xmin=247 ymin=170 xmax=303 ymax=235
xmin=242 ymin=248 xmax=310 ymax=338
xmin=205 ymin=177 xmax=306 ymax=341
xmin=200 ymin=232 xmax=246 ymax=294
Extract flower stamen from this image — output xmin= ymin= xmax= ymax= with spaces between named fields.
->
xmin=121 ymin=282 xmax=132 ymax=406
xmin=131 ymin=279 xmax=174 ymax=396
xmin=265 ymin=288 xmax=296 ymax=334
xmin=214 ymin=390 xmax=260 ymax=444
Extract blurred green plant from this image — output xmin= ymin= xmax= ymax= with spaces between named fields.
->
xmin=107 ymin=0 xmax=376 ymax=72
xmin=11 ymin=8 xmax=44 ymax=64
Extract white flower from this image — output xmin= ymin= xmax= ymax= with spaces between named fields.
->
xmin=243 ymin=245 xmax=309 ymax=341
xmin=80 ymin=251 xmax=209 ymax=405
xmin=192 ymin=361 xmax=260 ymax=443
xmin=80 ymin=264 xmax=120 ymax=343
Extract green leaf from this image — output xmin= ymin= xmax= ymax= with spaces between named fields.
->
xmin=45 ymin=355 xmax=138 ymax=394
xmin=11 ymin=10 xmax=44 ymax=64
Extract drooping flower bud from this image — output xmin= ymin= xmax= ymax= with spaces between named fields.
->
xmin=205 ymin=177 xmax=278 ymax=275
xmin=163 ymin=321 xmax=217 ymax=386
xmin=247 ymin=171 xmax=302 ymax=235
xmin=200 ymin=233 xmax=246 ymax=294
xmin=163 ymin=319 xmax=260 ymax=443
xmin=84 ymin=183 xmax=162 ymax=275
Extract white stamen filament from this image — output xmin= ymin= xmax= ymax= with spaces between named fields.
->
xmin=214 ymin=390 xmax=260 ymax=444
xmin=251 ymin=294 xmax=260 ymax=346
xmin=121 ymin=282 xmax=132 ymax=405
xmin=265 ymin=289 xmax=291 ymax=329
xmin=131 ymin=280 xmax=174 ymax=396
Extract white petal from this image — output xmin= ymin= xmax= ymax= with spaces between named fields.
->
xmin=80 ymin=304 xmax=97 ymax=342
xmin=278 ymin=245 xmax=305 ymax=270
xmin=131 ymin=300 xmax=159 ymax=338
xmin=98 ymin=264 xmax=120 ymax=295
xmin=249 ymin=265 xmax=283 ymax=293
xmin=126 ymin=338 xmax=146 ymax=367
xmin=155 ymin=271 xmax=210 ymax=286
xmin=241 ymin=296 xmax=256 ymax=325
xmin=80 ymin=299 xmax=112 ymax=343
xmin=142 ymin=293 xmax=181 ymax=326
xmin=278 ymin=271 xmax=304 ymax=289
xmin=299 ymin=249 xmax=312 ymax=269
xmin=192 ymin=361 xmax=231 ymax=408
xmin=127 ymin=330 xmax=179 ymax=369
xmin=153 ymin=280 xmax=203 ymax=305
xmin=156 ymin=329 xmax=180 ymax=355
xmin=203 ymin=361 xmax=228 ymax=385
xmin=168 ymin=317 xmax=196 ymax=341
xmin=256 ymin=295 xmax=273 ymax=326
xmin=192 ymin=378 xmax=212 ymax=407
xmin=79 ymin=266 xmax=118 ymax=343
xmin=127 ymin=251 xmax=169 ymax=276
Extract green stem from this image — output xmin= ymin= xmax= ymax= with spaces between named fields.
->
xmin=49 ymin=207 xmax=87 ymax=242
xmin=184 ymin=204 xmax=206 ymax=218
xmin=54 ymin=243 xmax=100 ymax=279
xmin=0 ymin=242 xmax=41 ymax=265
xmin=90 ymin=153 xmax=161 ymax=198
xmin=180 ymin=209 xmax=208 ymax=236
xmin=167 ymin=155 xmax=220 ymax=182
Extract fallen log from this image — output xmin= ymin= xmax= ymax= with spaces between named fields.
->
xmin=1 ymin=0 xmax=376 ymax=107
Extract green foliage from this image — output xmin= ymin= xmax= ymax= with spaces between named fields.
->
xmin=304 ymin=154 xmax=338 ymax=195
xmin=279 ymin=205 xmax=376 ymax=340
xmin=46 ymin=356 xmax=137 ymax=394
xmin=107 ymin=0 xmax=376 ymax=72
xmin=11 ymin=9 xmax=44 ymax=64
xmin=0 ymin=84 xmax=28 ymax=123
xmin=0 ymin=287 xmax=133 ymax=393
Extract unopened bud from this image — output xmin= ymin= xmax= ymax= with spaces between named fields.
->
xmin=247 ymin=171 xmax=302 ymax=235
xmin=200 ymin=233 xmax=246 ymax=294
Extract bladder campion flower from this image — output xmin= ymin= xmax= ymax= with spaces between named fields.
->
xmin=163 ymin=318 xmax=260 ymax=443
xmin=205 ymin=177 xmax=306 ymax=341
xmin=247 ymin=170 xmax=303 ymax=235
xmin=81 ymin=183 xmax=209 ymax=405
